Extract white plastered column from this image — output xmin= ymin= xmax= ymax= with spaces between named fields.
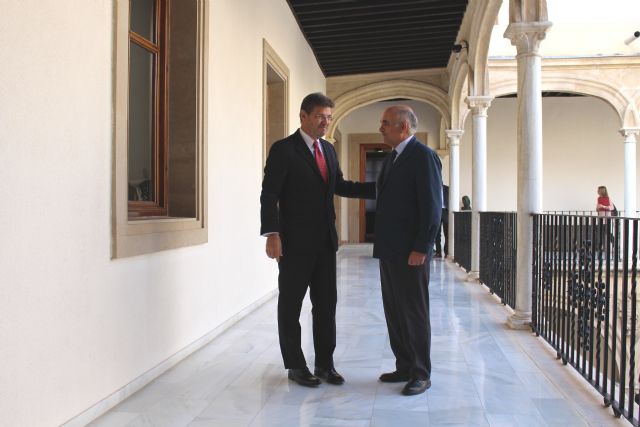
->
xmin=446 ymin=129 xmax=464 ymax=260
xmin=621 ymin=128 xmax=640 ymax=217
xmin=465 ymin=96 xmax=492 ymax=279
xmin=504 ymin=15 xmax=552 ymax=329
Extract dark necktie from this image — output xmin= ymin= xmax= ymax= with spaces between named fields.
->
xmin=382 ymin=149 xmax=397 ymax=184
xmin=313 ymin=140 xmax=328 ymax=182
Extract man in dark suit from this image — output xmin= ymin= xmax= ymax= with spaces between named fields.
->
xmin=435 ymin=184 xmax=449 ymax=258
xmin=260 ymin=93 xmax=376 ymax=387
xmin=374 ymin=105 xmax=442 ymax=396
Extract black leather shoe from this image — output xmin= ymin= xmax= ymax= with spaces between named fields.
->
xmin=401 ymin=378 xmax=431 ymax=396
xmin=379 ymin=371 xmax=410 ymax=383
xmin=314 ymin=367 xmax=345 ymax=385
xmin=288 ymin=368 xmax=321 ymax=387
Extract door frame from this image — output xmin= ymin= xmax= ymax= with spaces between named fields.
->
xmin=359 ymin=143 xmax=390 ymax=242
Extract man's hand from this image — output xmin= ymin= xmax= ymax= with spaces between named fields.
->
xmin=266 ymin=234 xmax=283 ymax=262
xmin=408 ymin=251 xmax=426 ymax=266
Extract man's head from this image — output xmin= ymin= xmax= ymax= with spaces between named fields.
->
xmin=379 ymin=105 xmax=418 ymax=147
xmin=300 ymin=92 xmax=335 ymax=140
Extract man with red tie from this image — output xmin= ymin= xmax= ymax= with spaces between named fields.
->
xmin=261 ymin=93 xmax=376 ymax=387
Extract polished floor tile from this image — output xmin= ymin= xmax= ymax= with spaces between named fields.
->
xmin=89 ymin=245 xmax=631 ymax=427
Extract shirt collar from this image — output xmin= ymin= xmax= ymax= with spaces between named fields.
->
xmin=299 ymin=128 xmax=322 ymax=153
xmin=394 ymin=135 xmax=413 ymax=157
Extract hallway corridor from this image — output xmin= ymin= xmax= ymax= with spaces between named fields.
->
xmin=89 ymin=245 xmax=630 ymax=427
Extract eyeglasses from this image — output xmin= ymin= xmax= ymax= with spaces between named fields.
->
xmin=313 ymin=114 xmax=334 ymax=122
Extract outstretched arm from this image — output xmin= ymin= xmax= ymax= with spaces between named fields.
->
xmin=334 ymin=163 xmax=377 ymax=199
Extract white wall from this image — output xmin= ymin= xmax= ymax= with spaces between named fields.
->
xmin=459 ymin=96 xmax=628 ymax=212
xmin=0 ymin=1 xmax=324 ymax=425
xmin=489 ymin=0 xmax=640 ymax=58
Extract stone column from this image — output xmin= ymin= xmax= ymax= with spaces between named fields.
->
xmin=621 ymin=128 xmax=640 ymax=217
xmin=446 ymin=130 xmax=464 ymax=260
xmin=465 ymin=96 xmax=492 ymax=279
xmin=504 ymin=17 xmax=551 ymax=329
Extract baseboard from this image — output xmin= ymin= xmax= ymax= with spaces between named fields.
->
xmin=61 ymin=288 xmax=278 ymax=427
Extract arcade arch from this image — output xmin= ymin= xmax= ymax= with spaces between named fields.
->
xmin=326 ymin=79 xmax=450 ymax=143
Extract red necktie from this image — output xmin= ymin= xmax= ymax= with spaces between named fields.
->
xmin=313 ymin=140 xmax=328 ymax=182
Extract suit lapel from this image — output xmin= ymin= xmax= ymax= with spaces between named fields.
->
xmin=393 ymin=137 xmax=416 ymax=167
xmin=378 ymin=137 xmax=417 ymax=194
xmin=294 ymin=130 xmax=326 ymax=184
xmin=377 ymin=152 xmax=394 ymax=193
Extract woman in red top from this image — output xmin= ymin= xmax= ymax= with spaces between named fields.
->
xmin=596 ymin=185 xmax=614 ymax=216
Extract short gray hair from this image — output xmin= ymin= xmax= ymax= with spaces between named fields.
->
xmin=390 ymin=105 xmax=418 ymax=134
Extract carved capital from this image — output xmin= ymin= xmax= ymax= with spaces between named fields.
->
xmin=620 ymin=127 xmax=640 ymax=142
xmin=504 ymin=21 xmax=552 ymax=56
xmin=445 ymin=129 xmax=464 ymax=147
xmin=465 ymin=96 xmax=493 ymax=117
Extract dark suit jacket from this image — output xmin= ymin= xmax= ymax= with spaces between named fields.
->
xmin=373 ymin=137 xmax=443 ymax=263
xmin=261 ymin=130 xmax=376 ymax=255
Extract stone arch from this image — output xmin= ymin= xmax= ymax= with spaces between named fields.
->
xmin=327 ymin=79 xmax=451 ymax=141
xmin=489 ymin=73 xmax=637 ymax=128
xmin=467 ymin=0 xmax=503 ymax=97
xmin=449 ymin=60 xmax=470 ymax=131
xmin=447 ymin=0 xmax=502 ymax=131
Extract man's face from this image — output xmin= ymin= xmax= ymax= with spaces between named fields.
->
xmin=379 ymin=109 xmax=403 ymax=147
xmin=300 ymin=106 xmax=333 ymax=140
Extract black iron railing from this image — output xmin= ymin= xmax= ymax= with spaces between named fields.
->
xmin=533 ymin=214 xmax=640 ymax=425
xmin=546 ymin=210 xmax=605 ymax=216
xmin=479 ymin=212 xmax=517 ymax=308
xmin=454 ymin=211 xmax=471 ymax=272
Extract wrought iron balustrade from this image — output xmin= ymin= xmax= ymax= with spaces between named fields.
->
xmin=533 ymin=213 xmax=640 ymax=425
xmin=479 ymin=212 xmax=517 ymax=309
xmin=453 ymin=211 xmax=471 ymax=272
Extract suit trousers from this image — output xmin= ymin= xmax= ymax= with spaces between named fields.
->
xmin=435 ymin=209 xmax=449 ymax=256
xmin=379 ymin=258 xmax=431 ymax=380
xmin=277 ymin=240 xmax=337 ymax=370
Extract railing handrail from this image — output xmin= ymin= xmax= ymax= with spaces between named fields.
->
xmin=537 ymin=212 xmax=639 ymax=219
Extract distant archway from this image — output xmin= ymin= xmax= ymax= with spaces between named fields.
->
xmin=327 ymin=79 xmax=451 ymax=141
xmin=489 ymin=72 xmax=636 ymax=129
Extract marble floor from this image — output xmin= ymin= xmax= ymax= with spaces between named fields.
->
xmin=90 ymin=245 xmax=631 ymax=427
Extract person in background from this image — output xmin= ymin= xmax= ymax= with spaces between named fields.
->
xmin=596 ymin=186 xmax=614 ymax=217
xmin=461 ymin=195 xmax=471 ymax=211
xmin=434 ymin=184 xmax=449 ymax=258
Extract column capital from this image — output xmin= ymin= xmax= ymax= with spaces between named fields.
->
xmin=620 ymin=128 xmax=640 ymax=141
xmin=465 ymin=96 xmax=493 ymax=117
xmin=445 ymin=129 xmax=464 ymax=146
xmin=504 ymin=21 xmax=552 ymax=56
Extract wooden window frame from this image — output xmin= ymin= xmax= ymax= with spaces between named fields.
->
xmin=128 ymin=0 xmax=168 ymax=218
xmin=113 ymin=0 xmax=208 ymax=259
